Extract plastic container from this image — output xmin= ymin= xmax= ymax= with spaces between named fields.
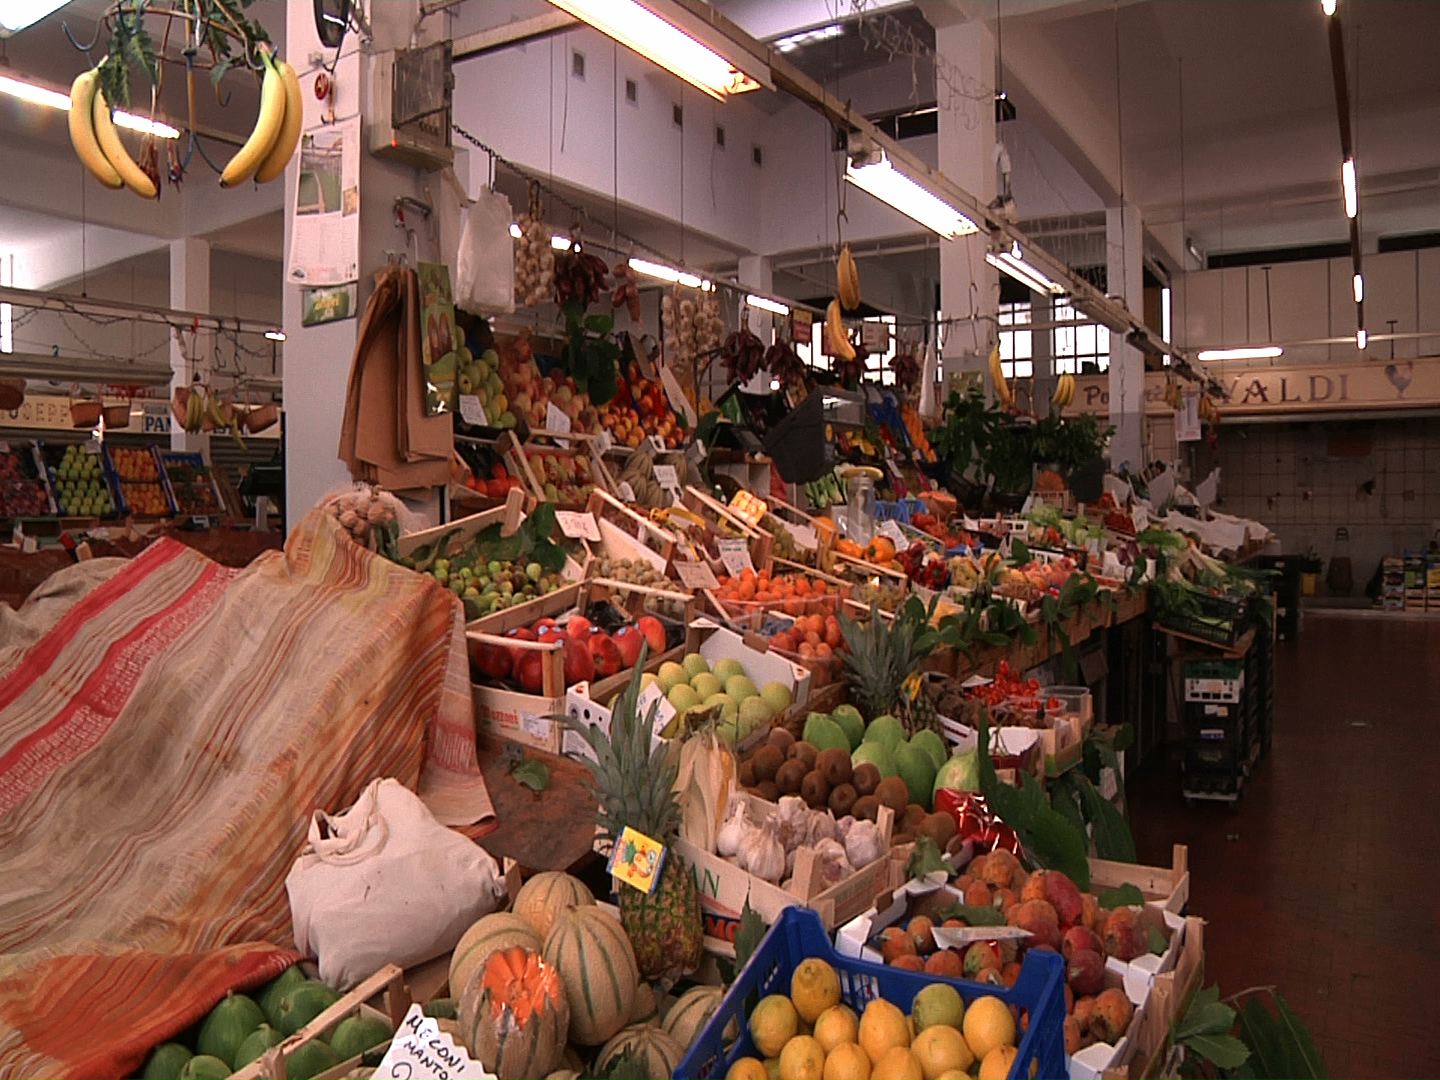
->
xmin=675 ymin=906 xmax=1067 ymax=1080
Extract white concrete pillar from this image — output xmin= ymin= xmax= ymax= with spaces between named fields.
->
xmin=1106 ymin=203 xmax=1145 ymax=470
xmin=934 ymin=21 xmax=998 ymax=394
xmin=736 ymin=254 xmax=775 ymax=396
xmin=169 ymin=237 xmax=210 ymax=454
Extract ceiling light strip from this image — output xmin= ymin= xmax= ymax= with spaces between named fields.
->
xmin=0 ymin=73 xmax=180 ymax=138
xmin=1197 ymin=346 xmax=1284 ymax=362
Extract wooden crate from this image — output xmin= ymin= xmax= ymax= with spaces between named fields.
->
xmin=763 ymin=496 xmax=833 ymax=569
xmin=682 ymin=485 xmax=773 ymax=574
xmin=1089 ymin=843 xmax=1189 ymax=913
xmin=585 ymin=488 xmax=680 ymax=575
xmin=703 ymin=558 xmax=854 ymax=625
xmin=507 ymin=430 xmax=615 ymax=510
xmin=230 ymin=965 xmax=410 ymax=1080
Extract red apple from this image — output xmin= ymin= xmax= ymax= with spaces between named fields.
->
xmin=612 ymin=625 xmax=644 ymax=668
xmin=636 ymin=615 xmax=666 ymax=655
xmin=515 ymin=650 xmax=546 ymax=694
xmin=566 ymin=616 xmax=592 ymax=640
xmin=563 ymin=637 xmax=595 ymax=687
xmin=588 ymin=633 xmax=623 ymax=679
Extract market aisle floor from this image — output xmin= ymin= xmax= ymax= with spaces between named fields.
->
xmin=1128 ymin=613 xmax=1440 ymax=1080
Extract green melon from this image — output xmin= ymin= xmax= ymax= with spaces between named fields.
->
xmin=512 ymin=871 xmax=596 ymax=941
xmin=276 ymin=981 xmax=341 ymax=1037
xmin=233 ymin=1025 xmax=284 ymax=1070
xmin=422 ymin=997 xmax=458 ymax=1019
xmin=863 ymin=714 xmax=905 ymax=750
xmin=802 ymin=712 xmax=847 ymax=753
xmin=850 ymin=739 xmax=896 ymax=778
xmin=258 ymin=965 xmax=309 ymax=1027
xmin=285 ymin=1040 xmax=340 ymax=1080
xmin=909 ymin=728 xmax=948 ymax=771
xmin=329 ymin=1015 xmax=394 ymax=1062
xmin=179 ymin=1055 xmax=231 ymax=1080
xmin=141 ymin=1042 xmax=192 ymax=1080
xmin=830 ymin=704 xmax=865 ymax=749
xmin=197 ymin=992 xmax=264 ymax=1067
xmin=894 ymin=742 xmax=938 ymax=810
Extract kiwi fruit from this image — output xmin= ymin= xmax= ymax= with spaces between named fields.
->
xmin=788 ymin=741 xmax=819 ymax=770
xmin=828 ymin=782 xmax=858 ymax=817
xmin=767 ymin=727 xmax=795 ymax=752
xmin=918 ymin=812 xmax=958 ymax=847
xmin=799 ymin=770 xmax=830 ymax=808
xmin=751 ymin=745 xmax=784 ymax=783
xmin=738 ymin=757 xmax=758 ymax=788
xmin=755 ymin=780 xmax=780 ymax=802
xmin=815 ymin=747 xmax=852 ymax=787
xmin=775 ymin=759 xmax=807 ymax=796
xmin=875 ymin=775 xmax=909 ymax=814
xmin=853 ymin=794 xmax=880 ymax=822
xmin=902 ymin=803 xmax=927 ymax=832
xmin=852 ymin=762 xmax=881 ymax=796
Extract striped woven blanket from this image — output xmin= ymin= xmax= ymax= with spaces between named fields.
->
xmin=0 ymin=512 xmax=491 ymax=1078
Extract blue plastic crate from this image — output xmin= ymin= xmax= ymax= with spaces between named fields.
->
xmin=675 ymin=907 xmax=1067 ymax=1080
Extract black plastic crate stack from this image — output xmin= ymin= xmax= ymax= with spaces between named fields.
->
xmin=1181 ymin=659 xmax=1248 ymax=800
xmin=1248 ymin=631 xmax=1275 ymax=755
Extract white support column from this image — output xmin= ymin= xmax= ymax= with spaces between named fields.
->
xmin=935 ymin=21 xmax=998 ymax=394
xmin=169 ymin=237 xmax=210 ymax=454
xmin=736 ymin=255 xmax=775 ymax=395
xmin=1106 ymin=203 xmax=1145 ymax=471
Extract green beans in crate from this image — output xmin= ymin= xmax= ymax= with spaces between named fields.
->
xmin=675 ymin=907 xmax=1068 ymax=1080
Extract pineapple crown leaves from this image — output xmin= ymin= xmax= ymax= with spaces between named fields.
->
xmin=837 ymin=598 xmax=942 ymax=718
xmin=563 ymin=645 xmax=683 ymax=845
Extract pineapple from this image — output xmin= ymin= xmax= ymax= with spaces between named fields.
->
xmin=565 ymin=654 xmax=703 ymax=983
xmin=838 ymin=599 xmax=939 ymax=734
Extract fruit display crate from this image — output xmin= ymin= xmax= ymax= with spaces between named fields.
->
xmin=676 ymin=906 xmax=1067 ymax=1080
xmin=1154 ymin=592 xmax=1249 ymax=648
xmin=681 ymin=485 xmax=774 ymax=577
xmin=158 ymin=451 xmax=226 ymax=518
xmin=0 ymin=440 xmax=57 ymax=519
xmin=109 ymin=445 xmax=176 ymax=517
xmin=760 ymin=496 xmax=831 ymax=569
xmin=506 ymin=430 xmax=616 ymax=510
xmin=36 ymin=441 xmax=122 ymax=518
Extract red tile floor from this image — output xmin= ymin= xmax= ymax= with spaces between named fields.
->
xmin=1127 ymin=613 xmax=1440 ymax=1079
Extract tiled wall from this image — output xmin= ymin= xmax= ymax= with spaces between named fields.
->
xmin=1196 ymin=418 xmax=1440 ymax=593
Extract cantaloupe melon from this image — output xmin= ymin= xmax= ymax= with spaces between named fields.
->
xmin=662 ymin=984 xmax=725 ymax=1052
xmin=449 ymin=912 xmax=542 ymax=1001
xmin=541 ymin=906 xmax=638 ymax=1046
xmin=628 ymin=982 xmax=659 ymax=1027
xmin=512 ymin=872 xmax=594 ymax=940
xmin=595 ymin=1024 xmax=685 ymax=1080
xmin=459 ymin=946 xmax=569 ymax=1079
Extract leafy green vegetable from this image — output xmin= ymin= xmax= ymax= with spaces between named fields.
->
xmin=1147 ymin=925 xmax=1170 ymax=955
xmin=510 ymin=759 xmax=549 ymax=792
xmin=1073 ymin=773 xmax=1136 ymax=862
xmin=1096 ymin=883 xmax=1145 ymax=909
xmin=733 ymin=901 xmax=766 ymax=972
xmin=905 ymin=835 xmax=949 ymax=881
xmin=1184 ymin=1034 xmax=1251 ymax=1070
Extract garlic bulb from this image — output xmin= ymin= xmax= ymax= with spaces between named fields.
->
xmin=805 ymin=810 xmax=838 ymax=847
xmin=773 ymin=796 xmax=809 ymax=853
xmin=835 ymin=815 xmax=857 ymax=843
xmin=812 ymin=838 xmax=849 ymax=887
xmin=743 ymin=821 xmax=786 ymax=883
xmin=844 ymin=820 xmax=884 ymax=869
xmin=716 ymin=798 xmax=748 ymax=858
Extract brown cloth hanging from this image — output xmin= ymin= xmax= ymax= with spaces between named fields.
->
xmin=338 ymin=265 xmax=451 ymax=490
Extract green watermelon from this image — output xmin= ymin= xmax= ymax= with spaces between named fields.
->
xmin=179 ymin=1055 xmax=231 ymax=1080
xmin=286 ymin=1040 xmax=340 ymax=1080
xmin=196 ymin=992 xmax=264 ymax=1068
xmin=258 ymin=965 xmax=309 ymax=1027
xmin=329 ymin=1015 xmax=393 ymax=1062
xmin=422 ymin=997 xmax=457 ymax=1020
xmin=141 ymin=1042 xmax=192 ymax=1080
xmin=276 ymin=981 xmax=340 ymax=1037
xmin=233 ymin=1024 xmax=284 ymax=1070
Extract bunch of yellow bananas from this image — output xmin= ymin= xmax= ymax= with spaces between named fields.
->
xmin=1163 ymin=378 xmax=1184 ymax=411
xmin=1050 ymin=373 xmax=1076 ymax=410
xmin=1199 ymin=395 xmax=1220 ymax=424
xmin=988 ymin=342 xmax=1011 ymax=407
xmin=837 ymin=244 xmax=861 ymax=311
xmin=824 ymin=299 xmax=856 ymax=360
xmin=69 ymin=47 xmax=302 ymax=197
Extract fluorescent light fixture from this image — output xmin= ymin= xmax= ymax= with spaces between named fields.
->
xmin=774 ymin=23 xmax=842 ymax=53
xmin=0 ymin=301 xmax=10 ymax=354
xmin=551 ymin=234 xmax=573 ymax=251
xmin=1357 ymin=328 xmax=1367 ymax=349
xmin=508 ymin=223 xmax=523 ymax=239
xmin=1321 ymin=0 xmax=1337 ymax=14
xmin=546 ymin=0 xmax=767 ymax=100
xmin=986 ymin=242 xmax=1065 ymax=295
xmin=1352 ymin=274 xmax=1364 ymax=303
xmin=845 ymin=151 xmax=978 ymax=240
xmin=0 ymin=0 xmax=71 ymax=35
xmin=1197 ymin=346 xmax=1284 ymax=362
xmin=1341 ymin=158 xmax=1357 ymax=218
xmin=628 ymin=256 xmax=708 ymax=290
xmin=746 ymin=293 xmax=789 ymax=315
xmin=1161 ymin=286 xmax=1172 ymax=343
xmin=264 ymin=329 xmax=286 ymax=342
xmin=769 ymin=377 xmax=781 ymax=390
xmin=0 ymin=72 xmax=179 ymax=137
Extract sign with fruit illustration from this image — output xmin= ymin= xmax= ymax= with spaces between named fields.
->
xmin=418 ymin=262 xmax=460 ymax=415
xmin=607 ymin=826 xmax=667 ymax=896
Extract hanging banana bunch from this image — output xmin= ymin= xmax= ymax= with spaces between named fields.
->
xmin=1050 ymin=372 xmax=1075 ymax=412
xmin=837 ymin=244 xmax=861 ymax=311
xmin=1163 ymin=376 xmax=1184 ymax=411
xmin=67 ymin=4 xmax=296 ymax=199
xmin=988 ymin=341 xmax=1012 ymax=408
xmin=824 ymin=299 xmax=856 ymax=360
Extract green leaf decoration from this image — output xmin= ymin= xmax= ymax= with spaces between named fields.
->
xmin=510 ymin=759 xmax=549 ymax=792
xmin=1073 ymin=772 xmax=1136 ymax=862
xmin=934 ymin=902 xmax=1006 ymax=927
xmin=1174 ymin=989 xmax=1235 ymax=1040
xmin=1009 ymin=539 xmax=1031 ymax=565
xmin=732 ymin=901 xmax=766 ymax=972
xmin=905 ymin=835 xmax=948 ymax=881
xmin=1184 ymin=1034 xmax=1251 ymax=1070
xmin=1096 ymin=883 xmax=1145 ymax=909
xmin=1271 ymin=993 xmax=1326 ymax=1078
xmin=1147 ymin=925 xmax=1169 ymax=956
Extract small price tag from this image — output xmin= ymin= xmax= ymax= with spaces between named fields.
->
xmin=649 ymin=435 xmax=668 ymax=454
xmin=637 ymin=680 xmax=677 ymax=730
xmin=519 ymin=712 xmax=550 ymax=742
xmin=617 ymin=480 xmax=637 ymax=502
xmin=458 ymin=394 xmax=487 ymax=426
xmin=861 ymin=319 xmax=890 ymax=352
xmin=784 ymin=520 xmax=819 ymax=551
xmin=932 ymin=925 xmax=1034 ymax=949
xmin=546 ymin=402 xmax=572 ymax=445
xmin=717 ymin=537 xmax=754 ymax=576
xmin=673 ymin=560 xmax=720 ymax=590
xmin=653 ymin=463 xmax=680 ymax=491
xmin=1131 ymin=504 xmax=1150 ymax=532
xmin=375 ymin=1003 xmax=495 ymax=1079
xmin=607 ymin=825 xmax=669 ymax=896
xmin=555 ymin=510 xmax=602 ymax=541
xmin=877 ymin=520 xmax=908 ymax=547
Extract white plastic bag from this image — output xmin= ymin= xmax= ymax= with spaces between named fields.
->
xmin=287 ymin=778 xmax=506 ymax=990
xmin=455 ymin=187 xmax=515 ymax=315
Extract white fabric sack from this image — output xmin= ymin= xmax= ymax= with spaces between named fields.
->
xmin=455 ymin=187 xmax=515 ymax=315
xmin=287 ymin=778 xmax=505 ymax=990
